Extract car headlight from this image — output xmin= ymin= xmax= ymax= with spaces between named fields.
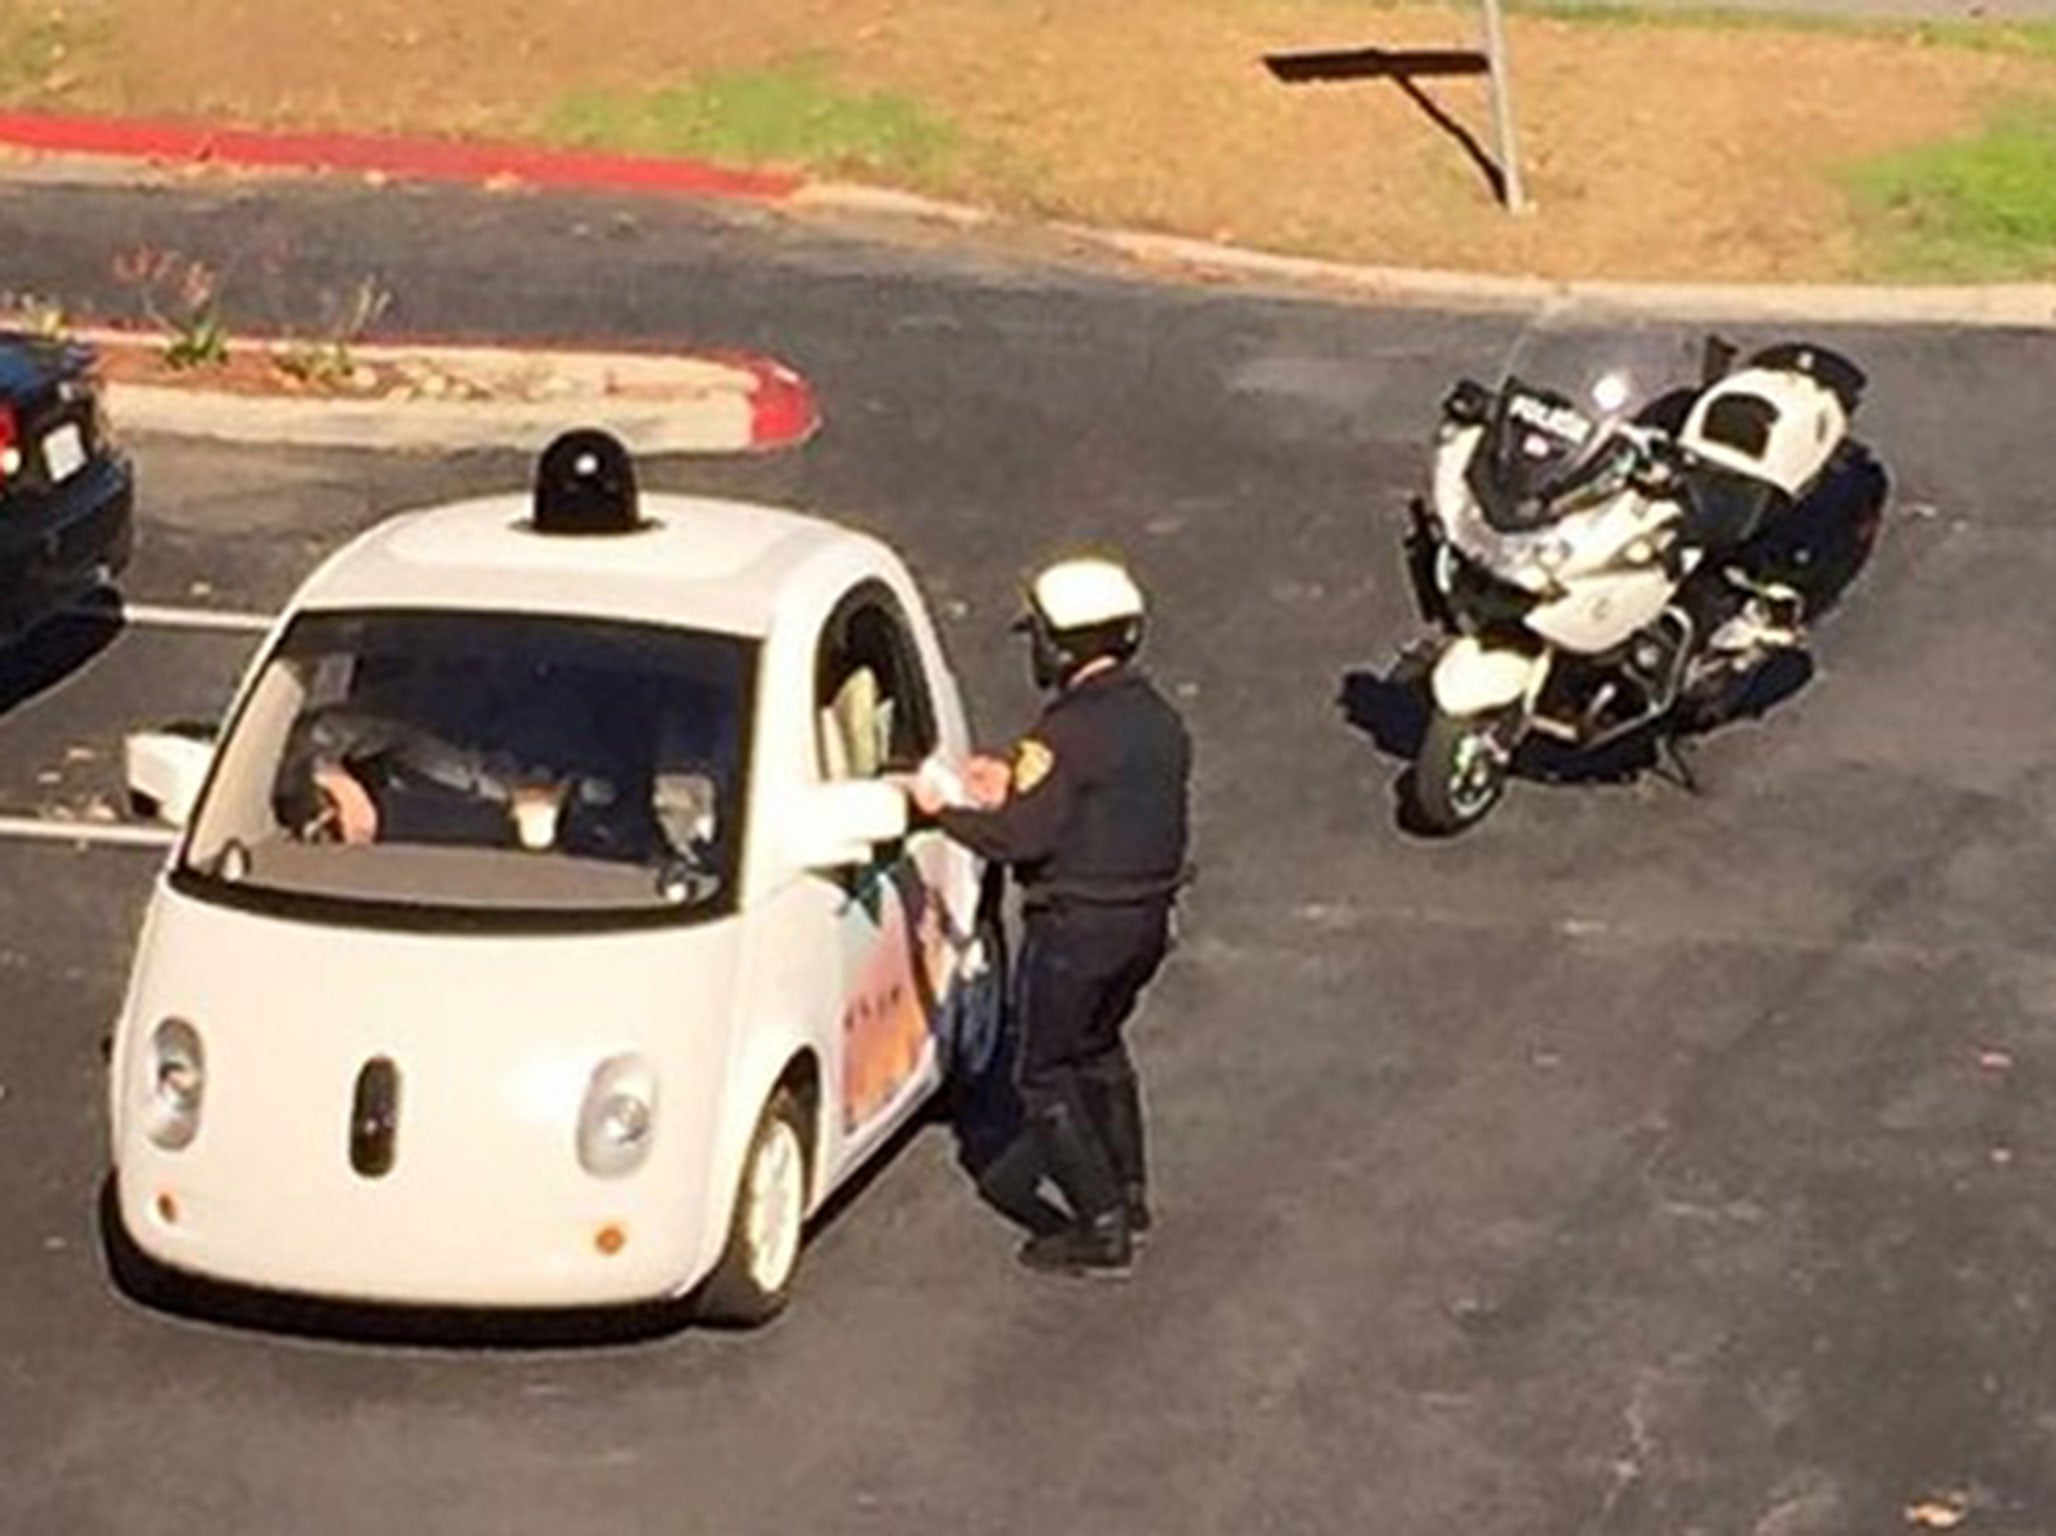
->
xmin=144 ymin=1017 xmax=205 ymax=1152
xmin=577 ymin=1054 xmax=659 ymax=1179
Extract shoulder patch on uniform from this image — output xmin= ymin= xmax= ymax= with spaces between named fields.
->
xmin=1013 ymin=738 xmax=1056 ymax=795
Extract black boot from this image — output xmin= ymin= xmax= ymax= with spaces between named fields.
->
xmin=1085 ymin=1065 xmax=1151 ymax=1238
xmin=974 ymin=1129 xmax=1070 ymax=1237
xmin=1018 ymin=1209 xmax=1133 ymax=1278
xmin=1019 ymin=1083 xmax=1129 ymax=1275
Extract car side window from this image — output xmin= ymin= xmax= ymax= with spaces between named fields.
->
xmin=815 ymin=584 xmax=937 ymax=781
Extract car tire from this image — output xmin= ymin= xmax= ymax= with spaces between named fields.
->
xmin=694 ymin=1087 xmax=809 ymax=1328
xmin=946 ymin=911 xmax=1007 ymax=1089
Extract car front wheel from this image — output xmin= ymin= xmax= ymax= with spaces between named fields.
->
xmin=695 ymin=1087 xmax=808 ymax=1327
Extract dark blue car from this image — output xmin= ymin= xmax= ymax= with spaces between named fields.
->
xmin=0 ymin=331 xmax=134 ymax=638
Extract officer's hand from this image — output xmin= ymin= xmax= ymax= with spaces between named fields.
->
xmin=964 ymin=755 xmax=1012 ymax=809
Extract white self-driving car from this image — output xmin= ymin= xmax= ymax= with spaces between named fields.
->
xmin=109 ymin=438 xmax=997 ymax=1324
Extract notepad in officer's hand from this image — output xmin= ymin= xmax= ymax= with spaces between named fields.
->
xmin=915 ymin=753 xmax=970 ymax=810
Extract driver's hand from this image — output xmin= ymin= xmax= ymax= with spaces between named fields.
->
xmin=508 ymin=780 xmax=570 ymax=851
xmin=894 ymin=770 xmax=945 ymax=818
xmin=311 ymin=761 xmax=379 ymax=845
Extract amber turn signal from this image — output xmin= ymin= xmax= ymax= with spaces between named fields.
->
xmin=594 ymin=1223 xmax=627 ymax=1256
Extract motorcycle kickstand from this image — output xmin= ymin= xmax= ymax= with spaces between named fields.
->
xmin=1653 ymin=731 xmax=1704 ymax=795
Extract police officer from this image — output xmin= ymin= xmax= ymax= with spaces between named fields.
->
xmin=909 ymin=557 xmax=1190 ymax=1277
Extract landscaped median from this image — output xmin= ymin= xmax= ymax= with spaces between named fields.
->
xmin=55 ymin=326 xmax=821 ymax=455
xmin=0 ymin=0 xmax=2053 ymax=284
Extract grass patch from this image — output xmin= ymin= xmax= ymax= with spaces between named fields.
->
xmin=1546 ymin=5 xmax=2056 ymax=60
xmin=0 ymin=0 xmax=103 ymax=105
xmin=1513 ymin=0 xmax=1880 ymax=28
xmin=542 ymin=56 xmax=956 ymax=180
xmin=1845 ymin=101 xmax=2056 ymax=279
xmin=1526 ymin=0 xmax=2056 ymax=59
xmin=1304 ymin=0 xmax=2056 ymax=59
xmin=1904 ymin=18 xmax=2056 ymax=61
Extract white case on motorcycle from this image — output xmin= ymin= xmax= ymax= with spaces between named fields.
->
xmin=1748 ymin=343 xmax=1865 ymax=412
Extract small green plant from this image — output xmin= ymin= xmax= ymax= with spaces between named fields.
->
xmin=1845 ymin=101 xmax=2056 ymax=279
xmin=112 ymin=247 xmax=231 ymax=370
xmin=543 ymin=55 xmax=957 ymax=181
xmin=275 ymin=277 xmax=393 ymax=390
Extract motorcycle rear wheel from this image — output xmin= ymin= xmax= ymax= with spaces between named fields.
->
xmin=1413 ymin=709 xmax=1511 ymax=833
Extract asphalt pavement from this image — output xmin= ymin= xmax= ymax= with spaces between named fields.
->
xmin=1 ymin=177 xmax=2054 ymax=1535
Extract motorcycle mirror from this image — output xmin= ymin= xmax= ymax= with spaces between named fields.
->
xmin=1700 ymin=335 xmax=1738 ymax=387
xmin=1443 ymin=378 xmax=1493 ymax=426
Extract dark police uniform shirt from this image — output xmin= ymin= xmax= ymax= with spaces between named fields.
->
xmin=938 ymin=665 xmax=1190 ymax=907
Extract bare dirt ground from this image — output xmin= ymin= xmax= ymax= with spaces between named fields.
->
xmin=21 ymin=0 xmax=2056 ymax=280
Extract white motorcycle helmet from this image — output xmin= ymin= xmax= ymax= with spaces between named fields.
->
xmin=1017 ymin=557 xmax=1146 ymax=689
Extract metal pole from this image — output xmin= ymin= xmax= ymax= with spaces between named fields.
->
xmin=1480 ymin=0 xmax=1527 ymax=214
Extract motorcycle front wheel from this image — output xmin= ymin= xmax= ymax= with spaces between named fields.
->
xmin=1412 ymin=709 xmax=1513 ymax=833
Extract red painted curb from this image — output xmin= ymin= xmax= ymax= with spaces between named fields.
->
xmin=725 ymin=353 xmax=823 ymax=451
xmin=0 ymin=110 xmax=801 ymax=201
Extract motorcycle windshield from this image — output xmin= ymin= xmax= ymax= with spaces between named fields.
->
xmin=1470 ymin=312 xmax=1705 ymax=532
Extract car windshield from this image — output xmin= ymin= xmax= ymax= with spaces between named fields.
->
xmin=1470 ymin=310 xmax=1705 ymax=530
xmin=181 ymin=609 xmax=756 ymax=921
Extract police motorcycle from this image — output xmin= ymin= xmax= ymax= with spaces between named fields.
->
xmin=1400 ymin=311 xmax=1868 ymax=833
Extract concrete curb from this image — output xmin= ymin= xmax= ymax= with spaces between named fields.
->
xmin=0 ymin=109 xmax=797 ymax=201
xmin=0 ymin=106 xmax=2046 ymax=361
xmin=81 ymin=333 xmax=820 ymax=454
xmin=1077 ymin=228 xmax=2056 ymax=328
xmin=792 ymin=187 xmax=2056 ymax=328
xmin=788 ymin=181 xmax=998 ymax=230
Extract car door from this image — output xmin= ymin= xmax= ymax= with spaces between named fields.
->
xmin=812 ymin=580 xmax=959 ymax=1167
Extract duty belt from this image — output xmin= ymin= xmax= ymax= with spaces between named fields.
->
xmin=1022 ymin=868 xmax=1191 ymax=909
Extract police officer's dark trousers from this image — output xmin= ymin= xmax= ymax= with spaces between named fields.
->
xmin=1013 ymin=898 xmax=1168 ymax=1228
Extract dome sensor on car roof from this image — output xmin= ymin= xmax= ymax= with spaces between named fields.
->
xmin=533 ymin=428 xmax=644 ymax=535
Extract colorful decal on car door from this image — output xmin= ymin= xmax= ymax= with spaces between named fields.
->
xmin=839 ymin=866 xmax=954 ymax=1133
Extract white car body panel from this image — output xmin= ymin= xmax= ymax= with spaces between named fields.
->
xmin=294 ymin=494 xmax=844 ymax=637
xmin=115 ymin=890 xmax=740 ymax=1306
xmin=110 ymin=491 xmax=982 ymax=1309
